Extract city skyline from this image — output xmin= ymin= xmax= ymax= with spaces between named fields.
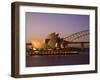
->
xmin=26 ymin=12 xmax=90 ymax=67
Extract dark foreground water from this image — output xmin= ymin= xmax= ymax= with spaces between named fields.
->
xmin=26 ymin=52 xmax=89 ymax=67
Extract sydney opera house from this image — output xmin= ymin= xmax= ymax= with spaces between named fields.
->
xmin=26 ymin=32 xmax=89 ymax=56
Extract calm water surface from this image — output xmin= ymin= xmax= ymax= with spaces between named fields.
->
xmin=26 ymin=52 xmax=89 ymax=67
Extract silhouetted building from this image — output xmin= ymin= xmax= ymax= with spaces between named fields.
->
xmin=44 ymin=32 xmax=68 ymax=49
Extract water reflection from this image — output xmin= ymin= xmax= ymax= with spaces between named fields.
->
xmin=26 ymin=52 xmax=89 ymax=67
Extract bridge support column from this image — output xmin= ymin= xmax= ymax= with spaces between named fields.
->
xmin=81 ymin=42 xmax=84 ymax=51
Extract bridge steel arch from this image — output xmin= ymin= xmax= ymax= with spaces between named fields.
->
xmin=63 ymin=30 xmax=89 ymax=42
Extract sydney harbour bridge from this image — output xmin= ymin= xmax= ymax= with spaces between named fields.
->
xmin=26 ymin=30 xmax=89 ymax=56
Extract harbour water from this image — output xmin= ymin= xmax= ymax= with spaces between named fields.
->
xmin=26 ymin=52 xmax=89 ymax=67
